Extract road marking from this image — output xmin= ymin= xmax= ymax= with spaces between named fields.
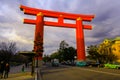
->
xmin=80 ymin=68 xmax=120 ymax=76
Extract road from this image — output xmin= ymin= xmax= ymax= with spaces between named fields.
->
xmin=41 ymin=63 xmax=120 ymax=80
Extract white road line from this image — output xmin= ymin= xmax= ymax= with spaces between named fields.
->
xmin=80 ymin=68 xmax=120 ymax=76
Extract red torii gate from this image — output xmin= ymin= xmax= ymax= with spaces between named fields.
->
xmin=20 ymin=5 xmax=94 ymax=62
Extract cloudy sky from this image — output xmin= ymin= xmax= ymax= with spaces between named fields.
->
xmin=0 ymin=0 xmax=120 ymax=55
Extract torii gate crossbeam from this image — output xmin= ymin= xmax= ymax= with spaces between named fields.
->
xmin=20 ymin=5 xmax=95 ymax=65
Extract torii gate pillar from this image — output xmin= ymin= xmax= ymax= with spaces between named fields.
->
xmin=34 ymin=13 xmax=44 ymax=67
xmin=76 ymin=18 xmax=85 ymax=61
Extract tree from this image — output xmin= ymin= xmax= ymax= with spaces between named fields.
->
xmin=87 ymin=45 xmax=100 ymax=62
xmin=63 ymin=47 xmax=76 ymax=61
xmin=58 ymin=40 xmax=76 ymax=62
xmin=58 ymin=40 xmax=69 ymax=62
xmin=49 ymin=40 xmax=76 ymax=62
xmin=98 ymin=42 xmax=118 ymax=63
xmin=0 ymin=42 xmax=17 ymax=62
xmin=87 ymin=43 xmax=118 ymax=64
xmin=43 ymin=54 xmax=51 ymax=62
xmin=59 ymin=40 xmax=69 ymax=50
xmin=50 ymin=52 xmax=60 ymax=60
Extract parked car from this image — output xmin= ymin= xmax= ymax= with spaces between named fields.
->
xmin=104 ymin=63 xmax=120 ymax=69
xmin=61 ymin=61 xmax=76 ymax=66
xmin=86 ymin=61 xmax=100 ymax=67
xmin=51 ymin=59 xmax=59 ymax=67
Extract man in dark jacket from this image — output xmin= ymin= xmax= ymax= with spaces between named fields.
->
xmin=4 ymin=63 xmax=10 ymax=79
xmin=0 ymin=61 xmax=5 ymax=78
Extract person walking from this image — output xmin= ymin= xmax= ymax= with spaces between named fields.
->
xmin=0 ymin=61 xmax=5 ymax=79
xmin=22 ymin=65 xmax=25 ymax=72
xmin=4 ymin=63 xmax=10 ymax=79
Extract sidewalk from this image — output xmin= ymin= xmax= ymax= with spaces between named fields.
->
xmin=0 ymin=65 xmax=34 ymax=80
xmin=1 ymin=72 xmax=34 ymax=80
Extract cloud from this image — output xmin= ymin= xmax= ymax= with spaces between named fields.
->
xmin=1 ymin=29 xmax=33 ymax=44
xmin=0 ymin=0 xmax=120 ymax=55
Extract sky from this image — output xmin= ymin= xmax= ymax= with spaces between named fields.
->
xmin=0 ymin=0 xmax=120 ymax=55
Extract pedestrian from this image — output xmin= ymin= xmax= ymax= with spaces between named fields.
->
xmin=4 ymin=63 xmax=10 ymax=79
xmin=22 ymin=65 xmax=25 ymax=72
xmin=0 ymin=61 xmax=5 ymax=79
xmin=25 ymin=62 xmax=28 ymax=68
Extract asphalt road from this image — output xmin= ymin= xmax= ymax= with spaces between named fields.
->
xmin=41 ymin=63 xmax=120 ymax=80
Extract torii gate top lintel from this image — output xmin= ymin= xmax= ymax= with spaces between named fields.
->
xmin=20 ymin=5 xmax=94 ymax=21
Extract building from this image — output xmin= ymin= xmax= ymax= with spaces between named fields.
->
xmin=111 ymin=37 xmax=120 ymax=62
xmin=102 ymin=37 xmax=120 ymax=62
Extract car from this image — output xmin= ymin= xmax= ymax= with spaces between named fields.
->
xmin=104 ymin=63 xmax=120 ymax=69
xmin=51 ymin=59 xmax=59 ymax=67
xmin=86 ymin=61 xmax=100 ymax=67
